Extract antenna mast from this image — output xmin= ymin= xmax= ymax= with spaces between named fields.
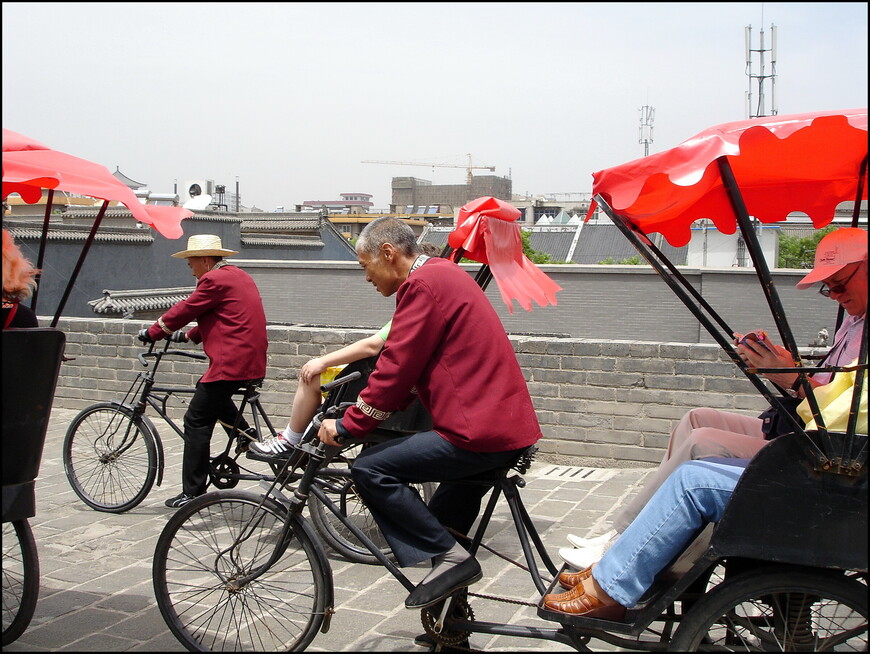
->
xmin=638 ymin=105 xmax=655 ymax=156
xmin=745 ymin=22 xmax=778 ymax=118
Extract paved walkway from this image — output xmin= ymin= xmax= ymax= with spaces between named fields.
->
xmin=6 ymin=407 xmax=655 ymax=652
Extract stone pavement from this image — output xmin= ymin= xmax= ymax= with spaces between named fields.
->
xmin=6 ymin=406 xmax=655 ymax=652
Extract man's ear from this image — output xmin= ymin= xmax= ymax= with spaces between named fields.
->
xmin=381 ymin=243 xmax=397 ymax=262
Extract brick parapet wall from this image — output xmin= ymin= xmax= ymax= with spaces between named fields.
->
xmin=51 ymin=317 xmax=772 ymax=467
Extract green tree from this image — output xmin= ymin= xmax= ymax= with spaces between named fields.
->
xmin=598 ymin=255 xmax=644 ymax=265
xmin=520 ymin=229 xmax=555 ymax=264
xmin=777 ymin=225 xmax=836 ymax=268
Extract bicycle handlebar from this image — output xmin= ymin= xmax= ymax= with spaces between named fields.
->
xmin=137 ymin=347 xmax=209 ymax=366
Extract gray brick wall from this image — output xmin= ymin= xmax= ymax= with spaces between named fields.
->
xmin=237 ymin=261 xmax=841 ymax=348
xmin=50 ymin=317 xmax=775 ymax=468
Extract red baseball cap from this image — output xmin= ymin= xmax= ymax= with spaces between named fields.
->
xmin=796 ymin=227 xmax=868 ymax=289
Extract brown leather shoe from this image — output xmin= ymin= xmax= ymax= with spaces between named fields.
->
xmin=543 ymin=588 xmax=626 ymax=621
xmin=558 ymin=565 xmax=592 ymax=589
xmin=544 ymin=583 xmax=584 ymax=603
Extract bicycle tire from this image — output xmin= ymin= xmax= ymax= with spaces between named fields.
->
xmin=2 ymin=519 xmax=40 ymax=646
xmin=63 ymin=403 xmax=158 ymax=513
xmin=153 ymin=490 xmax=330 ymax=652
xmin=669 ymin=565 xmax=868 ymax=651
xmin=309 ymin=451 xmax=435 ymax=565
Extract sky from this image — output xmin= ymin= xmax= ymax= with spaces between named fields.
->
xmin=3 ymin=2 xmax=867 ymax=212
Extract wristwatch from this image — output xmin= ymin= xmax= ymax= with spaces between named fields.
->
xmin=785 ymin=378 xmax=802 ymax=398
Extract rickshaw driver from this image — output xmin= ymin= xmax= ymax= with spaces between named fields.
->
xmin=316 ymin=217 xmax=543 ymax=612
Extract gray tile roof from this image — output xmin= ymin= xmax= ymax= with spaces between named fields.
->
xmin=6 ymin=223 xmax=154 ymax=244
xmin=241 ymin=235 xmax=324 ymax=248
xmin=88 ymin=287 xmax=194 ymax=316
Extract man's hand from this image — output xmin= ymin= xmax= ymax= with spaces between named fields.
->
xmin=734 ymin=330 xmax=797 ymax=389
xmin=137 ymin=328 xmax=154 ymax=344
xmin=317 ymin=418 xmax=343 ymax=447
xmin=169 ymin=331 xmax=188 ymax=343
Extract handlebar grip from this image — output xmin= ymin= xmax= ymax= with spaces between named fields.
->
xmin=320 ymin=370 xmax=362 ymax=393
xmin=167 ymin=350 xmax=208 ymax=361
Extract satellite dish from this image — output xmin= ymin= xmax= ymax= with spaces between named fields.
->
xmin=183 ymin=193 xmax=213 ymax=210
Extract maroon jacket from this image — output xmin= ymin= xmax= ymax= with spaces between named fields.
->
xmin=340 ymin=257 xmax=542 ymax=453
xmin=147 ymin=265 xmax=267 ymax=383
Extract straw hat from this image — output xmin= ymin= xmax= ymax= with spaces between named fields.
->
xmin=171 ymin=234 xmax=239 ymax=259
xmin=795 ymin=227 xmax=868 ymax=289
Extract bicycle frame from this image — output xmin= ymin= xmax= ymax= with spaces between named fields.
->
xmin=111 ymin=339 xmax=280 ymax=491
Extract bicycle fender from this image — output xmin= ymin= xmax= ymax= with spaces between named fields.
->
xmin=292 ymin=512 xmax=336 ymax=632
xmin=104 ymin=401 xmax=165 ymax=488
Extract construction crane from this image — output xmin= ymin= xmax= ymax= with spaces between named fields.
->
xmin=361 ymin=153 xmax=495 ymax=185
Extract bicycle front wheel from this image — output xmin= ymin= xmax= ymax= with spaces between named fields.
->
xmin=153 ymin=490 xmax=331 ymax=652
xmin=2 ymin=519 xmax=39 ymax=646
xmin=63 ymin=403 xmax=158 ymax=513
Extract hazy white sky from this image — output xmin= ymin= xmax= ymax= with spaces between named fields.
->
xmin=3 ymin=2 xmax=867 ymax=212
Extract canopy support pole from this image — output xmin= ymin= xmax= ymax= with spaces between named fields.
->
xmin=717 ymin=156 xmax=833 ymax=459
xmin=51 ymin=200 xmax=108 ymax=328
xmin=29 ymin=188 xmax=54 ymax=313
xmin=594 ymin=193 xmax=829 ymax=466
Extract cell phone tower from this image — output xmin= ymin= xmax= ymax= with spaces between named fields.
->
xmin=745 ymin=23 xmax=778 ymax=118
xmin=638 ymin=105 xmax=655 ymax=156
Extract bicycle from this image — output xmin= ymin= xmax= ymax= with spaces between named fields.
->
xmin=62 ymin=339 xmax=434 ymax=566
xmin=152 ymin=371 xmax=867 ymax=652
xmin=62 ymin=338 xmax=279 ymax=513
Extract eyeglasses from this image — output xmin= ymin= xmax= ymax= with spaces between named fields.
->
xmin=818 ymin=264 xmax=860 ymax=297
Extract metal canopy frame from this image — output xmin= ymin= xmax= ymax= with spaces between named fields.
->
xmin=593 ymin=155 xmax=868 ymax=475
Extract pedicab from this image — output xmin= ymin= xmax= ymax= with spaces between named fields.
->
xmin=149 ymin=123 xmax=866 ymax=650
xmin=1 ymin=128 xmax=191 ymax=644
xmin=538 ymin=107 xmax=867 ymax=650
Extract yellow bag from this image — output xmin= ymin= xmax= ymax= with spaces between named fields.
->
xmin=797 ymin=357 xmax=868 ymax=433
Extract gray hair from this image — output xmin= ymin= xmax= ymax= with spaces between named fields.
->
xmin=356 ymin=218 xmax=420 ymax=258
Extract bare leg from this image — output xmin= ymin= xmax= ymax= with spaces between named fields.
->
xmin=289 ymin=375 xmax=323 ymax=434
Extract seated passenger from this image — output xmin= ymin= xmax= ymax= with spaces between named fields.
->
xmin=249 ymin=322 xmax=390 ymax=457
xmin=545 ymin=360 xmax=867 ymax=617
xmin=562 ymin=227 xmax=867 ymax=568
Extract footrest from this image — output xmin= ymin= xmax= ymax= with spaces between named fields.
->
xmin=536 ymin=564 xmax=638 ymax=634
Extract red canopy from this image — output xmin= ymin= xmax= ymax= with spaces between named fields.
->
xmin=448 ymin=196 xmax=562 ymax=313
xmin=588 ymin=109 xmax=868 ymax=247
xmin=2 ymin=128 xmax=190 ymax=239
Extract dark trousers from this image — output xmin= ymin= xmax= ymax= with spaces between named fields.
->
xmin=181 ymin=379 xmax=251 ymax=495
xmin=350 ymin=430 xmax=525 ymax=567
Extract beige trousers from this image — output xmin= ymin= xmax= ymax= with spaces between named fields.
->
xmin=611 ymin=407 xmax=769 ymax=533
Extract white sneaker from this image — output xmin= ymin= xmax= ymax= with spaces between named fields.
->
xmin=248 ymin=434 xmax=294 ymax=459
xmin=566 ymin=529 xmax=617 ymax=549
xmin=559 ymin=542 xmax=608 ymax=570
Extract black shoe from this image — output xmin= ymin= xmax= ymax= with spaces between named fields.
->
xmin=164 ymin=492 xmax=199 ymax=508
xmin=405 ymin=557 xmax=483 ymax=610
xmin=414 ymin=633 xmax=434 ymax=647
xmin=414 ymin=633 xmax=470 ymax=651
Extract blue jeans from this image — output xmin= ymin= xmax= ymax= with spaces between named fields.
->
xmin=593 ymin=459 xmax=748 ymax=607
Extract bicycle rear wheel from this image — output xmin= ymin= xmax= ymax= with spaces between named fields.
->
xmin=153 ymin=490 xmax=330 ymax=652
xmin=2 ymin=519 xmax=39 ymax=646
xmin=63 ymin=403 xmax=158 ymax=513
xmin=669 ymin=566 xmax=868 ymax=651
